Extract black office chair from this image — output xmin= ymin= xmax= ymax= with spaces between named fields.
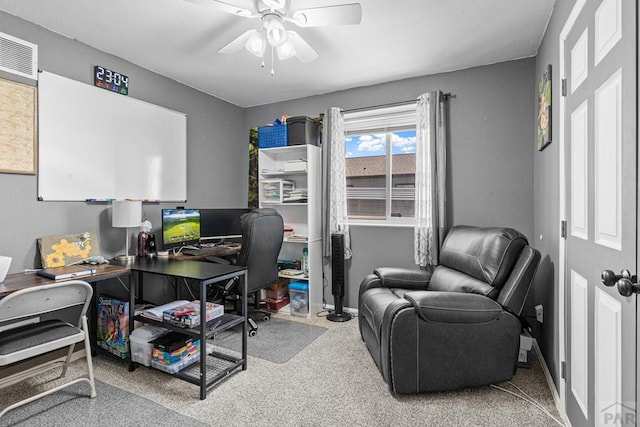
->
xmin=207 ymin=208 xmax=284 ymax=336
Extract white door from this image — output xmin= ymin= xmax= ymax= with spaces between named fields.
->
xmin=562 ymin=0 xmax=637 ymax=426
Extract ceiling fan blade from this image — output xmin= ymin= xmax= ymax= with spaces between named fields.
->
xmin=290 ymin=3 xmax=362 ymax=27
xmin=185 ymin=0 xmax=257 ymax=17
xmin=286 ymin=31 xmax=319 ymax=63
xmin=218 ymin=29 xmax=255 ymax=54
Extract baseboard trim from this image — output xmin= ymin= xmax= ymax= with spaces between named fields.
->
xmin=533 ymin=339 xmax=566 ymax=425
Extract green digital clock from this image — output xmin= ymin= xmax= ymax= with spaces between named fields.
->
xmin=94 ymin=65 xmax=129 ymax=95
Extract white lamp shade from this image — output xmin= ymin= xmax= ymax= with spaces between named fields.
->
xmin=112 ymin=200 xmax=142 ymax=228
xmin=277 ymin=41 xmax=296 ymax=60
xmin=264 ymin=14 xmax=287 ymax=47
xmin=0 ymin=256 xmax=11 ymax=283
xmin=245 ymin=29 xmax=266 ymax=57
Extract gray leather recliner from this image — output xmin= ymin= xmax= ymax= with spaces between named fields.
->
xmin=358 ymin=225 xmax=541 ymax=394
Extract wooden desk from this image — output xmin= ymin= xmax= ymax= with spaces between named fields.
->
xmin=0 ymin=264 xmax=132 ymax=355
xmin=0 ymin=264 xmax=130 ymax=296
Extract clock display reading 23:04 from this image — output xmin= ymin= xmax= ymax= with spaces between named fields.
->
xmin=94 ymin=66 xmax=129 ymax=95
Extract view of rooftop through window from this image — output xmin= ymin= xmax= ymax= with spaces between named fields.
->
xmin=345 ymin=129 xmax=417 ymax=220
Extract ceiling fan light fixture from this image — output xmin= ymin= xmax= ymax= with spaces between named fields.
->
xmin=292 ymin=12 xmax=307 ymax=26
xmin=276 ymin=41 xmax=296 ymax=60
xmin=263 ymin=14 xmax=287 ymax=47
xmin=263 ymin=0 xmax=286 ymax=10
xmin=244 ymin=30 xmax=265 ymax=57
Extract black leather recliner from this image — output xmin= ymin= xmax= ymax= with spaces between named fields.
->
xmin=358 ymin=225 xmax=541 ymax=394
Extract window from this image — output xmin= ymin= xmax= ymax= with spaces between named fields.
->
xmin=343 ymin=103 xmax=417 ymax=222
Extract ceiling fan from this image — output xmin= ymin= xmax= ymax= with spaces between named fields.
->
xmin=190 ymin=0 xmax=362 ymax=72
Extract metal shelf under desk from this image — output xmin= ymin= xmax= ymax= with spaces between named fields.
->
xmin=123 ymin=258 xmax=248 ymax=400
xmin=134 ymin=313 xmax=246 ymax=389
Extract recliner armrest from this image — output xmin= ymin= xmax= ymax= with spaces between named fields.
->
xmin=373 ymin=267 xmax=431 ymax=290
xmin=403 ymin=291 xmax=504 ymax=324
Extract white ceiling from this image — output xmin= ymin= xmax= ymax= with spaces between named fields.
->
xmin=0 ymin=0 xmax=555 ymax=108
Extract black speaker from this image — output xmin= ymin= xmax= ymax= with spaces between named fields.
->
xmin=327 ymin=232 xmax=352 ymax=322
xmin=147 ymin=234 xmax=156 ymax=254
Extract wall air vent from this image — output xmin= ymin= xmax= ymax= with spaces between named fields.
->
xmin=0 ymin=32 xmax=38 ymax=80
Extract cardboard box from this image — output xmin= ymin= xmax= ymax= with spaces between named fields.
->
xmin=266 ymin=280 xmax=289 ymax=300
xmin=265 ymin=296 xmax=290 ymax=311
xmin=96 ymin=295 xmax=129 ymax=358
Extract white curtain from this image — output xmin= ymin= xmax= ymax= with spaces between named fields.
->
xmin=322 ymin=107 xmax=352 ymax=259
xmin=414 ymin=91 xmax=447 ymax=267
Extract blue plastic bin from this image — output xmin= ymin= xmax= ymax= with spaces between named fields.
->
xmin=288 ymin=281 xmax=309 ymax=317
xmin=258 ymin=125 xmax=288 ymax=148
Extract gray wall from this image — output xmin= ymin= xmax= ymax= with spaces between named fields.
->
xmin=533 ymin=0 xmax=574 ymax=391
xmin=0 ymin=11 xmax=248 ymax=280
xmin=1 ymin=12 xmax=550 ymax=379
xmin=245 ymin=58 xmax=536 ymax=309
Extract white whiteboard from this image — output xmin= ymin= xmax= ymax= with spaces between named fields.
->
xmin=38 ymin=71 xmax=187 ymax=201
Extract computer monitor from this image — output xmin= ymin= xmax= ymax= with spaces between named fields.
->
xmin=161 ymin=208 xmax=201 ymax=249
xmin=200 ymin=208 xmax=251 ymax=242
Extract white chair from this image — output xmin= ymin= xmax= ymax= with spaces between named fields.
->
xmin=0 ymin=280 xmax=97 ymax=418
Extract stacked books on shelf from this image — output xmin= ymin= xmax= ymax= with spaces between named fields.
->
xmin=283 ymin=188 xmax=307 ymax=203
xmin=280 ymin=269 xmax=304 ymax=277
xmin=286 ymin=234 xmax=308 ymax=242
xmin=283 ymin=223 xmax=295 ymax=238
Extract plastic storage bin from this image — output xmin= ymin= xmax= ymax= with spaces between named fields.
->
xmin=130 ymin=325 xmax=168 ymax=367
xmin=288 ymin=281 xmax=309 ymax=317
xmin=260 ymin=179 xmax=295 ymax=203
xmin=287 ymin=116 xmax=319 ymax=146
xmin=258 ymin=124 xmax=288 ymax=148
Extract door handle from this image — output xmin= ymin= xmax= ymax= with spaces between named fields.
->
xmin=601 ymin=269 xmax=640 ymax=297
xmin=601 ymin=269 xmax=631 ymax=287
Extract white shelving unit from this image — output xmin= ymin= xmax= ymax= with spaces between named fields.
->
xmin=258 ymin=144 xmax=322 ymax=316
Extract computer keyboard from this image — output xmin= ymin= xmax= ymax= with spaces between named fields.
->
xmin=182 ymin=246 xmax=226 ymax=256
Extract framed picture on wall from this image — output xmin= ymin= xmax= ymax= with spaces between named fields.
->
xmin=0 ymin=77 xmax=37 ymax=174
xmin=537 ymin=64 xmax=552 ymax=151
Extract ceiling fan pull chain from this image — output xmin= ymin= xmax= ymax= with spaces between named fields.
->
xmin=270 ymin=45 xmax=275 ymax=76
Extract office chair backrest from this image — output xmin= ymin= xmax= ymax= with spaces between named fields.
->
xmin=0 ymin=280 xmax=93 ymax=326
xmin=236 ymin=208 xmax=284 ymax=292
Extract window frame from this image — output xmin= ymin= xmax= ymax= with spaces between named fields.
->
xmin=343 ymin=103 xmax=417 ymax=225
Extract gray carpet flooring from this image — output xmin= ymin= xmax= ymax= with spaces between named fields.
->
xmin=212 ymin=317 xmax=327 ymax=363
xmin=0 ymin=314 xmax=563 ymax=426
xmin=0 ymin=379 xmax=204 ymax=427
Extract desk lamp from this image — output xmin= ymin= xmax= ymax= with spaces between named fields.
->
xmin=112 ymin=200 xmax=142 ymax=262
